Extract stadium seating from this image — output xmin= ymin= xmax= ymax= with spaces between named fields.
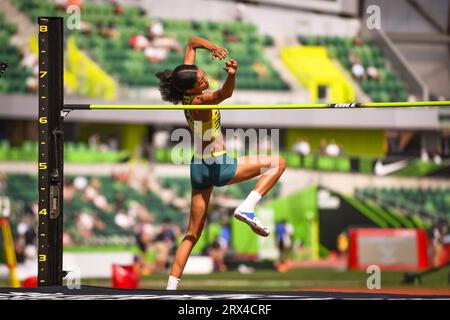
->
xmin=0 ymin=12 xmax=32 ymax=93
xmin=13 ymin=0 xmax=288 ymax=91
xmin=2 ymin=173 xmax=184 ymax=245
xmin=356 ymin=187 xmax=450 ymax=222
xmin=298 ymin=36 xmax=408 ymax=103
xmin=2 ymin=173 xmax=281 ymax=246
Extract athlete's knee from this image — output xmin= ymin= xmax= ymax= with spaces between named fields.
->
xmin=184 ymin=230 xmax=202 ymax=244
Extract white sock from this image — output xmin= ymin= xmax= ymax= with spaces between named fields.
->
xmin=237 ymin=190 xmax=262 ymax=212
xmin=166 ymin=275 xmax=180 ymax=290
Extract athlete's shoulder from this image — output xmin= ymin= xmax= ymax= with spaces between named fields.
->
xmin=182 ymin=93 xmax=200 ymax=105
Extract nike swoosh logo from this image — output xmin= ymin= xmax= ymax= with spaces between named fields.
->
xmin=374 ymin=159 xmax=410 ymax=176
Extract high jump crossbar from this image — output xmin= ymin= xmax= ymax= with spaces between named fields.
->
xmin=63 ymin=100 xmax=450 ymax=110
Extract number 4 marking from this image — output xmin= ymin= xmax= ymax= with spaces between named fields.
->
xmin=40 ymin=71 xmax=48 ymax=78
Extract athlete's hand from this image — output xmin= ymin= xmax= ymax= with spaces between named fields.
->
xmin=224 ymin=59 xmax=238 ymax=75
xmin=211 ymin=46 xmax=228 ymax=60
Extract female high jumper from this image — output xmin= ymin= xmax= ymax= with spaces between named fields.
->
xmin=156 ymin=36 xmax=286 ymax=290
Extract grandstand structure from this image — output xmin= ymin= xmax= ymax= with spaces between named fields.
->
xmin=0 ymin=0 xmax=449 ymax=291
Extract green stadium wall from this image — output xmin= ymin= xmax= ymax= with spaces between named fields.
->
xmin=285 ymin=128 xmax=385 ymax=157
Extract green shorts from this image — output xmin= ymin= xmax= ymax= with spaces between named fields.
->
xmin=190 ymin=152 xmax=238 ymax=189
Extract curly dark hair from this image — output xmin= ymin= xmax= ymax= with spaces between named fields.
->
xmin=155 ymin=64 xmax=198 ymax=104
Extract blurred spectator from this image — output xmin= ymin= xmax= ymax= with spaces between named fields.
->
xmin=25 ymin=76 xmax=38 ymax=93
xmin=144 ymin=45 xmax=169 ymax=64
xmin=115 ymin=209 xmax=134 ymax=229
xmin=223 ymin=29 xmax=240 ymax=43
xmin=73 ymin=175 xmax=88 ymax=190
xmin=134 ymin=222 xmax=156 ymax=275
xmin=442 ymin=131 xmax=450 ymax=157
xmin=367 ymin=65 xmax=379 ymax=81
xmin=252 ymin=60 xmax=268 ymax=79
xmin=407 ymin=94 xmax=418 ymax=102
xmin=139 ymin=25 xmax=182 ymax=63
xmin=75 ymin=211 xmax=95 ymax=238
xmin=326 ymin=139 xmax=341 ymax=157
xmin=421 ymin=147 xmax=430 ymax=162
xmin=433 ymin=152 xmax=442 ymax=165
xmin=107 ymin=134 xmax=119 ymax=151
xmin=88 ymin=133 xmax=101 ymax=149
xmin=55 ymin=0 xmax=83 ymax=11
xmin=74 ymin=210 xmax=105 ymax=240
xmin=148 ymin=21 xmax=165 ymax=39
xmin=152 ymin=36 xmax=180 ymax=52
xmin=348 ymin=50 xmax=358 ymax=64
xmin=153 ymin=218 xmax=180 ymax=271
xmin=319 ymin=138 xmax=328 ymax=156
xmin=351 ymin=59 xmax=365 ymax=80
xmin=79 ymin=21 xmax=93 ymax=36
xmin=63 ymin=230 xmax=74 ymax=246
xmin=112 ymin=167 xmax=131 ymax=184
xmin=421 ymin=132 xmax=443 ymax=164
xmin=219 ymin=222 xmax=231 ymax=250
xmin=64 ymin=178 xmax=76 ymax=202
xmin=20 ymin=50 xmax=37 ymax=72
xmin=83 ymin=177 xmax=100 ymax=201
xmin=114 ymin=193 xmax=126 ymax=212
xmin=292 ymin=138 xmax=310 ymax=156
xmin=153 ymin=130 xmax=170 ymax=148
xmin=111 ymin=0 xmax=124 ymax=15
xmin=129 ymin=35 xmax=151 ymax=50
xmin=146 ymin=20 xmax=181 ymax=51
xmin=275 ymin=219 xmax=294 ymax=264
xmin=15 ymin=211 xmax=37 ymax=263
xmin=353 ymin=35 xmax=364 ymax=46
xmin=98 ymin=22 xmax=120 ymax=40
xmin=127 ymin=202 xmax=153 ymax=225
xmin=292 ymin=138 xmax=310 ymax=166
xmin=0 ymin=172 xmax=6 ymax=194
xmin=20 ymin=50 xmax=39 ymax=93
xmin=432 ymin=223 xmax=444 ymax=267
xmin=386 ymin=131 xmax=400 ymax=155
xmin=0 ymin=195 xmax=10 ymax=217
xmin=337 ymin=231 xmax=349 ymax=258
xmin=206 ymin=236 xmax=228 ymax=272
xmin=146 ymin=22 xmax=182 ymax=55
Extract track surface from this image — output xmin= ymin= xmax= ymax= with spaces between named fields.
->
xmin=0 ymin=286 xmax=449 ymax=300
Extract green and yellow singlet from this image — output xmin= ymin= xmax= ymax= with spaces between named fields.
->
xmin=182 ymin=93 xmax=221 ymax=140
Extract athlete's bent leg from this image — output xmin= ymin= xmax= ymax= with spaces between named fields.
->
xmin=227 ymin=155 xmax=286 ymax=236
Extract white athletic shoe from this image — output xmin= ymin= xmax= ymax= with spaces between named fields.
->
xmin=234 ymin=209 xmax=270 ymax=237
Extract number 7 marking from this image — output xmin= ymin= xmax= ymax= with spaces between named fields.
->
xmin=40 ymin=71 xmax=48 ymax=78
